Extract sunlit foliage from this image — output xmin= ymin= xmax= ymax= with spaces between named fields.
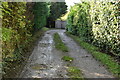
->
xmin=67 ymin=1 xmax=120 ymax=56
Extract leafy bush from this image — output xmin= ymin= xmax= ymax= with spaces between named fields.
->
xmin=89 ymin=1 xmax=120 ymax=56
xmin=67 ymin=2 xmax=92 ymax=42
xmin=2 ymin=2 xmax=30 ymax=62
xmin=66 ymin=1 xmax=120 ymax=56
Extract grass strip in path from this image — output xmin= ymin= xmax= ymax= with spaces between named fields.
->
xmin=67 ymin=67 xmax=84 ymax=79
xmin=54 ymin=32 xmax=83 ymax=79
xmin=53 ymin=33 xmax=68 ymax=52
xmin=65 ymin=32 xmax=120 ymax=78
xmin=61 ymin=55 xmax=83 ymax=79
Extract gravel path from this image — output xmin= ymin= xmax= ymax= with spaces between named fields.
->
xmin=20 ymin=29 xmax=114 ymax=78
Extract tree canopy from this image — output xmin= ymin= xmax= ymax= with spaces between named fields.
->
xmin=33 ymin=2 xmax=49 ymax=30
xmin=49 ymin=2 xmax=67 ymax=21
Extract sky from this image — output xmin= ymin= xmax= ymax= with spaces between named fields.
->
xmin=65 ymin=0 xmax=81 ymax=9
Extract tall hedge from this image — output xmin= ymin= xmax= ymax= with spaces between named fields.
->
xmin=67 ymin=1 xmax=120 ymax=56
xmin=67 ymin=2 xmax=92 ymax=42
xmin=2 ymin=2 xmax=32 ymax=62
xmin=89 ymin=1 xmax=119 ymax=56
xmin=33 ymin=2 xmax=49 ymax=30
xmin=2 ymin=2 xmax=50 ymax=75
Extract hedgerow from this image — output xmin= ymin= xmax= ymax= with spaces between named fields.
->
xmin=66 ymin=1 xmax=120 ymax=56
xmin=89 ymin=1 xmax=120 ymax=56
xmin=33 ymin=2 xmax=49 ymax=30
xmin=1 ymin=2 xmax=49 ymax=75
xmin=2 ymin=2 xmax=31 ymax=62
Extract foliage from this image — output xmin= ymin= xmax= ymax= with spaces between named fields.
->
xmin=33 ymin=2 xmax=49 ymax=30
xmin=66 ymin=32 xmax=120 ymax=77
xmin=47 ymin=1 xmax=67 ymax=27
xmin=53 ymin=33 xmax=68 ymax=52
xmin=2 ymin=2 xmax=49 ymax=76
xmin=66 ymin=1 xmax=120 ymax=56
xmin=49 ymin=2 xmax=67 ymax=21
xmin=89 ymin=1 xmax=120 ymax=56
xmin=2 ymin=2 xmax=31 ymax=62
xmin=66 ymin=2 xmax=92 ymax=43
xmin=60 ymin=12 xmax=69 ymax=21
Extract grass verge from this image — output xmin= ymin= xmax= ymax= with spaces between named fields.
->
xmin=4 ymin=27 xmax=49 ymax=78
xmin=53 ymin=33 xmax=68 ymax=52
xmin=66 ymin=32 xmax=120 ymax=78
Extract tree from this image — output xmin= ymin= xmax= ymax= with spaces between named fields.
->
xmin=47 ymin=1 xmax=67 ymax=28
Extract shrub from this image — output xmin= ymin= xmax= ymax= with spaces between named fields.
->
xmin=66 ymin=1 xmax=120 ymax=56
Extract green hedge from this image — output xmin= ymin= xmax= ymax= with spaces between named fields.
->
xmin=1 ymin=2 xmax=50 ymax=75
xmin=33 ymin=2 xmax=49 ymax=30
xmin=66 ymin=1 xmax=120 ymax=56
xmin=2 ymin=2 xmax=50 ymax=61
xmin=2 ymin=2 xmax=31 ymax=62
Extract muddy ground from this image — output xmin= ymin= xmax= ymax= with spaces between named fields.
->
xmin=19 ymin=29 xmax=114 ymax=78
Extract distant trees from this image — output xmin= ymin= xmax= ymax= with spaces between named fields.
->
xmin=49 ymin=2 xmax=67 ymax=21
xmin=33 ymin=2 xmax=49 ymax=30
xmin=32 ymin=1 xmax=67 ymax=28
xmin=47 ymin=2 xmax=67 ymax=28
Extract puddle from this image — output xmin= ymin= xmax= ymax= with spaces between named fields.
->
xmin=30 ymin=64 xmax=47 ymax=70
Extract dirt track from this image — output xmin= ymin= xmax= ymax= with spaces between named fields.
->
xmin=20 ymin=29 xmax=114 ymax=78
